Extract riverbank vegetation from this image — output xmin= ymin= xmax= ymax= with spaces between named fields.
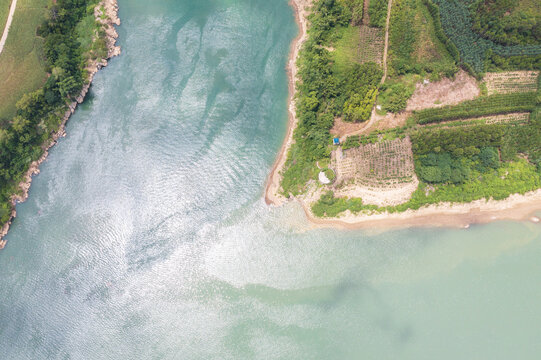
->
xmin=0 ymin=0 xmax=110 ymax=225
xmin=280 ymin=0 xmax=383 ymax=196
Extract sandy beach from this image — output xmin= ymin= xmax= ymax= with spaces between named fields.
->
xmin=265 ymin=0 xmax=541 ymax=229
xmin=0 ymin=0 xmax=121 ymax=248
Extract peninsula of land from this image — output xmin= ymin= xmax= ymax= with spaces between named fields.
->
xmin=266 ymin=0 xmax=541 ymax=228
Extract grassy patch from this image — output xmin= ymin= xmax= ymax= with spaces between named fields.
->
xmin=0 ymin=0 xmax=48 ymax=124
xmin=0 ymin=0 xmax=11 ymax=31
xmin=332 ymin=26 xmax=361 ymax=72
xmin=76 ymin=11 xmax=108 ymax=63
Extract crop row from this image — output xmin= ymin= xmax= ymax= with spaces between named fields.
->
xmin=412 ymin=92 xmax=538 ymax=125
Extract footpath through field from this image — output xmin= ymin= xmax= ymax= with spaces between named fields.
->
xmin=0 ymin=0 xmax=17 ymax=56
xmin=381 ymin=0 xmax=392 ymax=83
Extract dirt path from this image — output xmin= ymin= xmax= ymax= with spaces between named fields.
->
xmin=0 ymin=0 xmax=17 ymax=56
xmin=381 ymin=0 xmax=392 ymax=83
xmin=362 ymin=0 xmax=370 ymax=25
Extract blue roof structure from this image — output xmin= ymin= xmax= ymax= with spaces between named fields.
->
xmin=333 ymin=137 xmax=340 ymax=145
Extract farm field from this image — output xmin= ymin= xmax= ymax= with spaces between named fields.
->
xmin=358 ymin=25 xmax=384 ymax=64
xmin=484 ymin=71 xmax=539 ymax=95
xmin=421 ymin=112 xmax=531 ymax=129
xmin=334 ymin=137 xmax=415 ymax=186
xmin=332 ymin=24 xmax=384 ymax=72
xmin=411 ymin=92 xmax=538 ymax=125
xmin=0 ymin=0 xmax=47 ymax=125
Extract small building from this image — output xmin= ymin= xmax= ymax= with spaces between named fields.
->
xmin=333 ymin=137 xmax=340 ymax=145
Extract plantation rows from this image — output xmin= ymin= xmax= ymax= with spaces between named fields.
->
xmin=431 ymin=0 xmax=541 ymax=73
xmin=421 ymin=112 xmax=530 ymax=130
xmin=485 ymin=71 xmax=539 ymax=95
xmin=412 ymin=92 xmax=538 ymax=125
xmin=338 ymin=138 xmax=415 ymax=185
xmin=358 ymin=25 xmax=384 ymax=64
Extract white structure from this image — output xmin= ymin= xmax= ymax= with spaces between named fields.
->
xmin=319 ymin=171 xmax=331 ymax=185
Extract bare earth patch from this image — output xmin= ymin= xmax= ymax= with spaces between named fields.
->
xmin=372 ymin=111 xmax=409 ymax=131
xmin=332 ymin=110 xmax=408 ymax=141
xmin=406 ymin=70 xmax=479 ymax=111
xmin=331 ymin=117 xmax=367 ymax=138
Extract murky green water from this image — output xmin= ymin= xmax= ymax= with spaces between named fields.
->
xmin=1 ymin=0 xmax=541 ymax=358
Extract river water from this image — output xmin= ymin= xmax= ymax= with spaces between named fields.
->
xmin=1 ymin=0 xmax=541 ymax=358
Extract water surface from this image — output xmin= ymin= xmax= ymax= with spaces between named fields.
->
xmin=1 ymin=0 xmax=541 ymax=358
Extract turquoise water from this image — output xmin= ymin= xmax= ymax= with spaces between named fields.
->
xmin=1 ymin=0 xmax=541 ymax=358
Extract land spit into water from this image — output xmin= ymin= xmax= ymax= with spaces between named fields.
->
xmin=0 ymin=0 xmax=121 ymax=249
xmin=265 ymin=0 xmax=541 ymax=229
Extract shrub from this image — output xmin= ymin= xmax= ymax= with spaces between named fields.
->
xmin=382 ymin=83 xmax=414 ymax=113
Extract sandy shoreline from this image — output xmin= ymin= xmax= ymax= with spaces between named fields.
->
xmin=265 ymin=0 xmax=541 ymax=229
xmin=0 ymin=0 xmax=121 ymax=249
xmin=300 ymin=191 xmax=541 ymax=230
xmin=264 ymin=0 xmax=312 ymax=206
